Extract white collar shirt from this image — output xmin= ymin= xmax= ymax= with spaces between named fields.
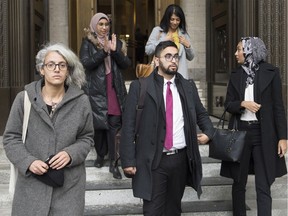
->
xmin=240 ymin=84 xmax=258 ymax=121
xmin=163 ymin=77 xmax=186 ymax=151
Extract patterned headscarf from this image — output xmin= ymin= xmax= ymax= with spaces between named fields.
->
xmin=241 ymin=37 xmax=267 ymax=87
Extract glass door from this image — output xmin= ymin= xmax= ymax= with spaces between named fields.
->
xmin=97 ymin=0 xmax=136 ymax=80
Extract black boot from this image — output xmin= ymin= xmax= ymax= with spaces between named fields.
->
xmin=109 ymin=160 xmax=122 ymax=179
xmin=94 ymin=156 xmax=104 ymax=168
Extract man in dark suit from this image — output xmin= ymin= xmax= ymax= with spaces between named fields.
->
xmin=120 ymin=41 xmax=214 ymax=216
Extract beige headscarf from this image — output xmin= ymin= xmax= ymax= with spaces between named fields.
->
xmin=89 ymin=13 xmax=111 ymax=75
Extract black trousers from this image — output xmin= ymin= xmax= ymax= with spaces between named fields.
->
xmin=93 ymin=115 xmax=121 ymax=160
xmin=232 ymin=121 xmax=271 ymax=216
xmin=143 ymin=149 xmax=188 ymax=216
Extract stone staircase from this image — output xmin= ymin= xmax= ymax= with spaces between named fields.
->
xmin=0 ymin=135 xmax=287 ymax=216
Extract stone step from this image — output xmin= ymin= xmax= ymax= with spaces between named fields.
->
xmin=84 ymin=200 xmax=237 ymax=216
xmin=85 ymin=157 xmax=222 ymax=178
xmin=0 ymin=138 xmax=287 ymax=216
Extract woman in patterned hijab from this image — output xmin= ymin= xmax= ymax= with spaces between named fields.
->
xmin=241 ymin=37 xmax=268 ymax=87
xmin=221 ymin=37 xmax=287 ymax=216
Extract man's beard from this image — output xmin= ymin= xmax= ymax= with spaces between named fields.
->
xmin=165 ymin=69 xmax=177 ymax=75
xmin=159 ymin=61 xmax=178 ymax=75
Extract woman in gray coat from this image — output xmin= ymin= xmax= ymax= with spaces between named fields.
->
xmin=3 ymin=43 xmax=94 ymax=216
xmin=145 ymin=4 xmax=194 ymax=79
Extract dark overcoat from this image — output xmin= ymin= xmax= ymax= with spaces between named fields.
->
xmin=79 ymin=37 xmax=131 ymax=129
xmin=120 ymin=71 xmax=214 ymax=201
xmin=220 ymin=62 xmax=287 ymax=184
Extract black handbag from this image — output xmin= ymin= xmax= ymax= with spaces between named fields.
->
xmin=209 ymin=109 xmax=246 ymax=162
xmin=33 ymin=155 xmax=64 ymax=187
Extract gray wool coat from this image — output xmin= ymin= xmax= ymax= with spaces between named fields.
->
xmin=3 ymin=80 xmax=94 ymax=216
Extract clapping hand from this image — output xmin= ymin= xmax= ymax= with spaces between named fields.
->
xmin=110 ymin=33 xmax=117 ymax=51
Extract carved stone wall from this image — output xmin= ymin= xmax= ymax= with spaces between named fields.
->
xmin=259 ymin=0 xmax=287 ymax=82
xmin=49 ymin=0 xmax=69 ymax=45
xmin=0 ymin=0 xmax=9 ymax=134
xmin=258 ymin=0 xmax=287 ymax=110
xmin=0 ymin=0 xmax=32 ymax=134
xmin=0 ymin=0 xmax=8 ymax=88
xmin=8 ymin=0 xmax=31 ymax=88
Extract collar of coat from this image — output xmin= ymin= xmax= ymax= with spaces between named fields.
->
xmin=84 ymin=28 xmax=102 ymax=49
xmin=230 ymin=62 xmax=278 ymax=96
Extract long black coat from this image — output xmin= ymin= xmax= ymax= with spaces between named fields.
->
xmin=220 ymin=62 xmax=287 ymax=184
xmin=120 ymin=71 xmax=214 ymax=201
xmin=79 ymin=37 xmax=131 ymax=129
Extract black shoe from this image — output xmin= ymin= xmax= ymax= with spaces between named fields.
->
xmin=94 ymin=156 xmax=104 ymax=168
xmin=110 ymin=161 xmax=122 ymax=179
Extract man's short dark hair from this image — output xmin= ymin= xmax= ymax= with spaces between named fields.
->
xmin=155 ymin=41 xmax=178 ymax=57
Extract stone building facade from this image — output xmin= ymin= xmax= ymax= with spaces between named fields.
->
xmin=0 ymin=0 xmax=287 ymax=134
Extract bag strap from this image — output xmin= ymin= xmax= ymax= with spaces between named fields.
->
xmin=216 ymin=108 xmax=227 ymax=129
xmin=135 ymin=77 xmax=148 ymax=135
xmin=115 ymin=78 xmax=147 ymax=167
xmin=217 ymin=103 xmax=239 ymax=130
xmin=22 ymin=91 xmax=31 ymax=143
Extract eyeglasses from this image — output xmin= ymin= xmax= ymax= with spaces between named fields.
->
xmin=43 ymin=62 xmax=68 ymax=71
xmin=98 ymin=22 xmax=110 ymax=27
xmin=160 ymin=53 xmax=179 ymax=62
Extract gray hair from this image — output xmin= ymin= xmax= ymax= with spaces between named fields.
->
xmin=35 ymin=43 xmax=86 ymax=88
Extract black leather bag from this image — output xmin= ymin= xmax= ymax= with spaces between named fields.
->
xmin=33 ymin=155 xmax=64 ymax=187
xmin=209 ymin=110 xmax=246 ymax=162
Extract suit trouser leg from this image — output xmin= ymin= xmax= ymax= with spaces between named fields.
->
xmin=165 ymin=152 xmax=187 ymax=216
xmin=143 ymin=150 xmax=187 ymax=216
xmin=253 ymin=145 xmax=272 ymax=216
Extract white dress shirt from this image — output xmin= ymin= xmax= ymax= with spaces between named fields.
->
xmin=163 ymin=77 xmax=186 ymax=151
xmin=240 ymin=84 xmax=258 ymax=121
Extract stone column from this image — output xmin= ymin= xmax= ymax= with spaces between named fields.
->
xmin=180 ymin=0 xmax=206 ymax=81
xmin=180 ymin=0 xmax=207 ymax=107
xmin=49 ymin=0 xmax=69 ymax=45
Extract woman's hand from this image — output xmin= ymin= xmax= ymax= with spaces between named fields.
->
xmin=103 ymin=36 xmax=110 ymax=53
xmin=241 ymin=101 xmax=261 ymax=113
xmin=110 ymin=33 xmax=117 ymax=51
xmin=165 ymin=33 xmax=174 ymax=42
xmin=29 ymin=160 xmax=49 ymax=175
xmin=48 ymin=151 xmax=71 ymax=170
xmin=179 ymin=35 xmax=191 ymax=48
xmin=278 ymin=139 xmax=287 ymax=158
